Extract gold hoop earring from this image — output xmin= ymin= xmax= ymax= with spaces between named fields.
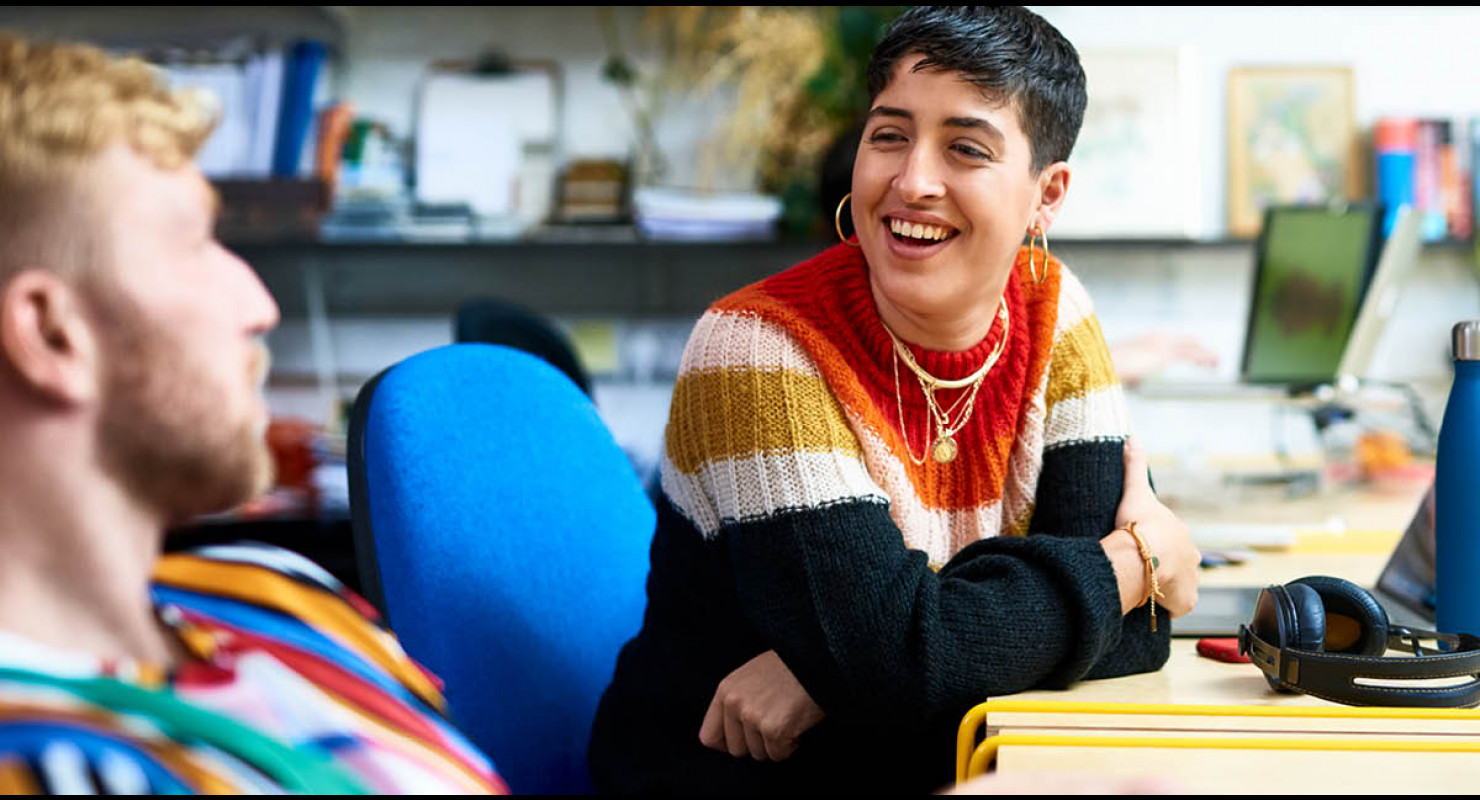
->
xmin=1027 ymin=224 xmax=1048 ymax=285
xmin=835 ymin=193 xmax=861 ymax=248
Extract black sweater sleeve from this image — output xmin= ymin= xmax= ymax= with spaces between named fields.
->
xmin=724 ymin=493 xmax=1126 ymax=737
xmin=1025 ymin=438 xmax=1172 ymax=680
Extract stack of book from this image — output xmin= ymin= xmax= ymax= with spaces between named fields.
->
xmin=1374 ymin=116 xmax=1474 ymax=242
xmin=136 ymin=37 xmax=329 ymax=181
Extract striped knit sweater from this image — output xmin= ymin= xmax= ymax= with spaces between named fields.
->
xmin=590 ymin=244 xmax=1169 ymax=794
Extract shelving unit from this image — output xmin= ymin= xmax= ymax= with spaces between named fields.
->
xmin=231 ymin=228 xmax=1476 ymax=319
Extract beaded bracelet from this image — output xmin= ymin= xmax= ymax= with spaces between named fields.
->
xmin=1120 ymin=521 xmax=1164 ymax=632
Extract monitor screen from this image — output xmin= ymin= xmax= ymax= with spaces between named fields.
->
xmin=1241 ymin=205 xmax=1383 ymax=385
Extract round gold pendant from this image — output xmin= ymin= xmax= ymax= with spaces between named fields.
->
xmin=932 ymin=435 xmax=958 ymax=464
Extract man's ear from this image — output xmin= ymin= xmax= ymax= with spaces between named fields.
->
xmin=0 ymin=270 xmax=100 ymax=406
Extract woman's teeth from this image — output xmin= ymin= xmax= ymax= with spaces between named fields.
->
xmin=888 ymin=217 xmax=954 ymax=242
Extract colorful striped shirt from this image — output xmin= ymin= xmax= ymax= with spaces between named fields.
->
xmin=0 ymin=543 xmax=508 ymax=794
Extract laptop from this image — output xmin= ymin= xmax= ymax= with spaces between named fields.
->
xmin=1172 ymin=481 xmax=1437 ymax=637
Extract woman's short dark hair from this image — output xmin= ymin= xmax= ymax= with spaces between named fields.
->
xmin=866 ymin=6 xmax=1086 ymax=174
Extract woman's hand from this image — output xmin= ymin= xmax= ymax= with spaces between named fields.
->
xmin=698 ymin=650 xmax=825 ymax=762
xmin=1101 ymin=438 xmax=1200 ymax=617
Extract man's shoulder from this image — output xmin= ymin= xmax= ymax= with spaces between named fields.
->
xmin=155 ymin=541 xmax=379 ymax=622
xmin=152 ymin=542 xmax=448 ymax=709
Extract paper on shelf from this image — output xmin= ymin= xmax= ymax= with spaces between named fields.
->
xmin=415 ymin=72 xmax=554 ymax=218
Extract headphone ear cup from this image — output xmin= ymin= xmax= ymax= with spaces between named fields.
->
xmin=1283 ymin=582 xmax=1327 ymax=654
xmin=1292 ymin=575 xmax=1389 ymax=656
xmin=1253 ymin=586 xmax=1296 ymax=693
xmin=1259 ymin=584 xmax=1325 ymax=694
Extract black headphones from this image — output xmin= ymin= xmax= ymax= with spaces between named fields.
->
xmin=1237 ymin=575 xmax=1480 ymax=707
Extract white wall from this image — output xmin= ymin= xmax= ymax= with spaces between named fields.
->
xmin=1031 ymin=5 xmax=1480 ymax=238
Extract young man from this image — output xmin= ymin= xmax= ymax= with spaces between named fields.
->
xmin=0 ymin=32 xmax=505 ymax=793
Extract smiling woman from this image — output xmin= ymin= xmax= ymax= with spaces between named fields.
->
xmin=853 ymin=53 xmax=1067 ymax=354
xmin=588 ymin=6 xmax=1202 ymax=794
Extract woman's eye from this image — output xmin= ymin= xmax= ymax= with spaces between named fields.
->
xmin=869 ymin=131 xmax=906 ymax=144
xmin=953 ymin=143 xmax=991 ymax=160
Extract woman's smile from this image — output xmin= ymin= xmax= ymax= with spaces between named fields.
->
xmin=883 ymin=213 xmax=961 ymax=260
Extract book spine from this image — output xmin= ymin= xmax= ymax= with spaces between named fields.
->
xmin=272 ymin=41 xmax=329 ymax=178
xmin=1438 ymin=120 xmax=1466 ymax=241
xmin=1471 ymin=117 xmax=1480 ymax=243
xmin=1374 ymin=117 xmax=1418 ymax=239
xmin=1417 ymin=119 xmax=1448 ymax=241
xmin=1451 ymin=118 xmax=1473 ymax=241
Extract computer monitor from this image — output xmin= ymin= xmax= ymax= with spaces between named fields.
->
xmin=1240 ymin=203 xmax=1385 ymax=387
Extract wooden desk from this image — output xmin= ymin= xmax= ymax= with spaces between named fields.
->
xmin=957 ymin=640 xmax=1480 ymax=793
xmin=1183 ymin=479 xmax=1425 ymax=613
xmin=1003 ymin=636 xmax=1446 ymax=709
xmin=954 ymin=481 xmax=1480 ymax=793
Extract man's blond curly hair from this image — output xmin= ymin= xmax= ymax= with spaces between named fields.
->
xmin=0 ymin=32 xmax=216 ymax=275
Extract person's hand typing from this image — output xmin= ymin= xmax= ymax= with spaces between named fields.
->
xmin=698 ymin=650 xmax=825 ymax=762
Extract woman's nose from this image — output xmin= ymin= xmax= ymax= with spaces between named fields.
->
xmin=894 ymin=147 xmax=946 ymax=204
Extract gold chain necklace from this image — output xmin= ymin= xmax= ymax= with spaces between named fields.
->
xmin=919 ymin=369 xmax=987 ymax=463
xmin=886 ymin=299 xmax=1010 ymax=465
xmin=890 ymin=300 xmax=1009 ymax=391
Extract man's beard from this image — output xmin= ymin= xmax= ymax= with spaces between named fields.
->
xmin=94 ymin=301 xmax=273 ymax=525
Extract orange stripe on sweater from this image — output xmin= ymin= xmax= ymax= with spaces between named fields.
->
xmin=701 ymin=245 xmax=1064 ymax=518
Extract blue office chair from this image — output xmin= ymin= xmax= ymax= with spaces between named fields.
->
xmin=347 ymin=344 xmax=655 ymax=794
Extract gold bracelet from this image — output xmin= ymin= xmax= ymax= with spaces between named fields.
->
xmin=1119 ymin=522 xmax=1164 ymax=632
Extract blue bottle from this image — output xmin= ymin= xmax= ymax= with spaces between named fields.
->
xmin=1436 ymin=321 xmax=1480 ymax=635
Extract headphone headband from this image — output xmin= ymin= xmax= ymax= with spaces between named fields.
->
xmin=1240 ymin=624 xmax=1480 ymax=707
xmin=1237 ymin=579 xmax=1480 ymax=708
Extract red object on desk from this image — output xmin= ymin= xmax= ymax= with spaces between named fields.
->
xmin=1197 ymin=637 xmax=1251 ymax=664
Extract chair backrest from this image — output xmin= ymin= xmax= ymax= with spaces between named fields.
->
xmin=347 ymin=344 xmax=654 ymax=794
xmin=453 ymin=297 xmax=593 ymax=397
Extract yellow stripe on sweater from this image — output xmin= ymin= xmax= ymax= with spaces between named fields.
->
xmin=1045 ymin=315 xmax=1119 ymax=408
xmin=665 ymin=367 xmax=861 ymax=475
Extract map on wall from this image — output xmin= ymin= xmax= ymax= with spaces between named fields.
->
xmin=1052 ymin=49 xmax=1202 ymax=239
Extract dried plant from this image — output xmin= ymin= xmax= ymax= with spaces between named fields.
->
xmin=602 ymin=6 xmax=904 ymax=227
xmin=650 ymin=6 xmax=834 ymax=193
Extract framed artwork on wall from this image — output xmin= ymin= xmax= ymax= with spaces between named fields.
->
xmin=1227 ymin=66 xmax=1357 ymax=238
xmin=1054 ymin=48 xmax=1203 ymax=239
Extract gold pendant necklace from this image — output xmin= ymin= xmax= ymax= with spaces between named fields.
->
xmin=931 ymin=435 xmax=959 ymax=464
xmin=886 ymin=300 xmax=1011 ymax=465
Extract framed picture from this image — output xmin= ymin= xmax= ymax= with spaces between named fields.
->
xmin=1227 ymin=66 xmax=1357 ymax=238
xmin=1053 ymin=49 xmax=1202 ymax=239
